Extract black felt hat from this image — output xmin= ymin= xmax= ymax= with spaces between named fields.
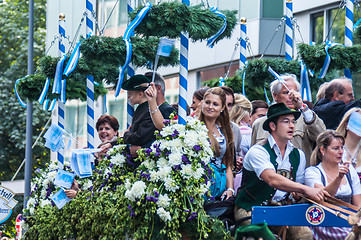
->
xmin=121 ymin=74 xmax=151 ymax=91
xmin=263 ymin=102 xmax=301 ymax=131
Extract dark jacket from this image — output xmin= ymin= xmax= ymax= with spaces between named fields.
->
xmin=313 ymin=98 xmax=361 ymax=130
xmin=123 ymin=101 xmax=156 ymax=148
xmin=158 ymin=102 xmax=176 ymax=119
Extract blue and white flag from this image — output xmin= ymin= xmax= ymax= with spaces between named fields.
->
xmin=319 ymin=41 xmax=342 ymax=79
xmin=207 ymin=7 xmax=227 ymax=48
xmin=157 ymin=38 xmax=175 ymax=57
xmin=63 ymin=40 xmax=81 ymax=76
xmin=299 ymin=60 xmax=312 ymax=102
xmin=219 ymin=77 xmax=225 ymax=86
xmin=115 ymin=2 xmax=152 ymax=97
xmin=268 ymin=66 xmax=286 ymax=84
xmin=44 ymin=123 xmax=65 ymax=152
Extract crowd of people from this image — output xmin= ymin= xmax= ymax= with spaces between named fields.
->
xmin=89 ymin=71 xmax=361 ymax=239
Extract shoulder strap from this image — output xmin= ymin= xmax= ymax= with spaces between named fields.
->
xmin=289 ymin=148 xmax=300 ymax=181
xmin=345 ymin=171 xmax=353 ymax=195
xmin=316 ymin=166 xmax=326 ymax=186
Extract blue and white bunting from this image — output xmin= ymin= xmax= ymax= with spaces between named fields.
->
xmin=52 ymin=55 xmax=67 ymax=94
xmin=14 ymin=78 xmax=27 ymax=108
xmin=115 ymin=2 xmax=152 ymax=97
xmin=207 ymin=7 xmax=227 ymax=48
xmin=38 ymin=77 xmax=50 ymax=104
xmin=63 ymin=40 xmax=81 ymax=76
xmin=299 ymin=60 xmax=312 ymax=102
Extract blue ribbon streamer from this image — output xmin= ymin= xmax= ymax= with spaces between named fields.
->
xmin=219 ymin=77 xmax=224 ymax=86
xmin=242 ymin=61 xmax=248 ymax=97
xmin=63 ymin=40 xmax=81 ymax=76
xmin=268 ymin=66 xmax=286 ymax=84
xmin=43 ymin=99 xmax=49 ymax=111
xmin=48 ymin=98 xmax=57 ymax=111
xmin=115 ymin=2 xmax=152 ymax=97
xmin=14 ymin=78 xmax=27 ymax=108
xmin=52 ymin=55 xmax=67 ymax=94
xmin=299 ymin=60 xmax=312 ymax=102
xmin=318 ymin=41 xmax=342 ymax=79
xmin=264 ymin=86 xmax=271 ymax=105
xmin=38 ymin=77 xmax=50 ymax=104
xmin=207 ymin=7 xmax=227 ymax=48
xmin=60 ymin=79 xmax=66 ymax=103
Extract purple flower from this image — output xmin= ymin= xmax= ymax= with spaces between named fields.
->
xmin=110 ymin=163 xmax=114 ymax=168
xmin=155 ymin=152 xmax=161 ymax=157
xmin=193 ymin=145 xmax=201 ymax=151
xmin=130 ymin=210 xmax=136 ymax=217
xmin=128 ymin=204 xmax=132 ymax=210
xmin=154 ymin=191 xmax=159 ymax=198
xmin=145 ymin=148 xmax=152 ymax=156
xmin=190 ymin=197 xmax=194 ymax=203
xmin=188 ymin=212 xmax=198 ymax=221
xmin=182 ymin=155 xmax=191 ymax=164
xmin=183 ymin=209 xmax=190 ymax=212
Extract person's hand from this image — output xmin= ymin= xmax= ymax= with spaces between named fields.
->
xmin=145 ymin=82 xmax=157 ymax=103
xmin=304 ymin=187 xmax=329 ymax=201
xmin=291 ymin=192 xmax=302 ymax=202
xmin=129 ymin=145 xmax=141 ymax=158
xmin=338 ymin=162 xmax=350 ymax=178
xmin=288 ymin=89 xmax=303 ymax=109
xmin=64 ymin=189 xmax=78 ymax=199
xmin=235 ymin=156 xmax=243 ymax=172
xmin=221 ymin=189 xmax=234 ymax=200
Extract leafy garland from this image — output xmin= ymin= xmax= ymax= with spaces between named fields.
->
xmin=129 ymin=2 xmax=238 ymax=42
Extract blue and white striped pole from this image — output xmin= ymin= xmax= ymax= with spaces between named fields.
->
xmin=285 ymin=0 xmax=293 ymax=61
xmin=58 ymin=14 xmax=66 ymax=167
xmin=127 ymin=0 xmax=135 ymax=128
xmin=239 ymin=17 xmax=247 ymax=70
xmin=345 ymin=0 xmax=354 ymax=47
xmin=178 ymin=0 xmax=190 ymax=125
xmin=86 ymin=0 xmax=95 ymax=149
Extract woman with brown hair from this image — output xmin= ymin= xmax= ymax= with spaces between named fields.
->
xmin=305 ymin=130 xmax=361 ymax=239
xmin=199 ymin=87 xmax=235 ymax=199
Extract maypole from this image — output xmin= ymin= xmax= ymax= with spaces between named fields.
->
xmin=178 ymin=0 xmax=189 ymax=125
xmin=57 ymin=13 xmax=66 ymax=167
xmin=86 ymin=0 xmax=95 ymax=149
xmin=345 ymin=0 xmax=354 ymax=78
xmin=126 ymin=0 xmax=135 ymax=128
xmin=285 ymin=0 xmax=293 ymax=61
xmin=239 ymin=17 xmax=247 ymax=70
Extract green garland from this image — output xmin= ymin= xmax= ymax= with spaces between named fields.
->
xmin=129 ymin=2 xmax=238 ymax=42
xmin=298 ymin=43 xmax=361 ymax=74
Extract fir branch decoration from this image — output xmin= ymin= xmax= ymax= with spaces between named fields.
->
xmin=129 ymin=2 xmax=238 ymax=42
xmin=298 ymin=43 xmax=361 ymax=73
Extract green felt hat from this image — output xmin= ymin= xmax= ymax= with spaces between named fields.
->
xmin=121 ymin=74 xmax=151 ymax=91
xmin=263 ymin=102 xmax=301 ymax=132
xmin=235 ymin=223 xmax=276 ymax=240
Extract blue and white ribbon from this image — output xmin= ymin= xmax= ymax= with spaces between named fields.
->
xmin=52 ymin=55 xmax=67 ymax=94
xmin=15 ymin=78 xmax=27 ymax=108
xmin=63 ymin=40 xmax=81 ymax=76
xmin=60 ymin=79 xmax=66 ymax=103
xmin=285 ymin=0 xmax=293 ymax=61
xmin=242 ymin=61 xmax=248 ymax=96
xmin=219 ymin=77 xmax=225 ymax=86
xmin=43 ymin=99 xmax=49 ymax=110
xmin=48 ymin=98 xmax=57 ymax=111
xmin=318 ymin=41 xmax=342 ymax=79
xmin=207 ymin=7 xmax=227 ymax=48
xmin=38 ymin=77 xmax=50 ymax=104
xmin=127 ymin=65 xmax=135 ymax=128
xmin=264 ymin=86 xmax=271 ymax=105
xmin=299 ymin=60 xmax=312 ymax=102
xmin=115 ymin=2 xmax=152 ymax=97
xmin=240 ymin=20 xmax=247 ymax=70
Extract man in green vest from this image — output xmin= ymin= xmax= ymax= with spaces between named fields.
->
xmin=234 ymin=103 xmax=328 ymax=239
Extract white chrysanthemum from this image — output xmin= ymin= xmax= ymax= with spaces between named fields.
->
xmin=110 ymin=153 xmax=126 ymax=166
xmin=157 ymin=207 xmax=171 ymax=222
xmin=48 ymin=161 xmax=58 ymax=171
xmin=160 ymin=126 xmax=174 ymax=137
xmin=81 ymin=179 xmax=93 ymax=190
xmin=40 ymin=189 xmax=47 ymax=198
xmin=142 ymin=159 xmax=156 ymax=170
xmin=157 ymin=166 xmax=172 ymax=179
xmin=125 ymin=181 xmax=146 ymax=201
xmin=194 ymin=168 xmax=204 ymax=180
xmin=47 ymin=171 xmax=57 ymax=182
xmin=168 ymin=151 xmax=182 ymax=166
xmin=157 ymin=194 xmax=171 ymax=208
xmin=40 ymin=199 xmax=52 ymax=208
xmin=180 ymin=164 xmax=193 ymax=179
xmin=113 ymin=144 xmax=127 ymax=151
xmin=164 ymin=177 xmax=179 ymax=192
xmin=42 ymin=178 xmax=51 ymax=188
xmin=104 ymin=167 xmax=112 ymax=176
xmin=156 ymin=157 xmax=168 ymax=168
xmin=26 ymin=198 xmax=36 ymax=209
xmin=124 ymin=179 xmax=131 ymax=190
xmin=29 ymin=207 xmax=35 ymax=215
xmin=169 ymin=138 xmax=184 ymax=149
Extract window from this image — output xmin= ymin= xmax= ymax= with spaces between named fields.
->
xmin=311 ymin=12 xmax=324 ymax=44
xmin=65 ymin=103 xmax=87 ymax=137
xmin=108 ymin=99 xmax=125 ymax=130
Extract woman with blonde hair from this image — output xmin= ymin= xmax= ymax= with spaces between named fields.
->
xmin=229 ymin=94 xmax=252 ymax=156
xmin=305 ymin=130 xmax=361 ymax=239
xmin=336 ymin=108 xmax=361 ymax=177
xmin=199 ymin=87 xmax=235 ymax=199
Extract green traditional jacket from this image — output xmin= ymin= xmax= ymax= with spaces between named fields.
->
xmin=235 ymin=141 xmax=300 ymax=211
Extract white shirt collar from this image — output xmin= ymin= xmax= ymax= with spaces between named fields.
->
xmin=267 ymin=135 xmax=294 ymax=153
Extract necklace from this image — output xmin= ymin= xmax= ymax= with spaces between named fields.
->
xmin=325 ymin=172 xmax=336 ymax=181
xmin=344 ymin=140 xmax=361 ymax=165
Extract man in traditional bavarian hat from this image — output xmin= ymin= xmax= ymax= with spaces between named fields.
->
xmin=120 ymin=74 xmax=157 ymax=156
xmin=234 ymin=103 xmax=328 ymax=239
